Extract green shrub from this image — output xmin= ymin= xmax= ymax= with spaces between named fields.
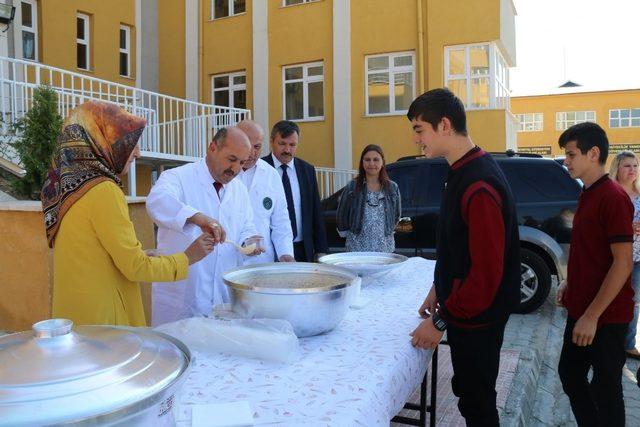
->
xmin=9 ymin=85 xmax=63 ymax=199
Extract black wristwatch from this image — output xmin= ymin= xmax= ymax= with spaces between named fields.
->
xmin=431 ymin=312 xmax=447 ymax=332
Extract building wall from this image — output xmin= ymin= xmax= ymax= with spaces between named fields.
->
xmin=512 ymin=89 xmax=640 ymax=159
xmin=158 ymin=0 xmax=186 ymax=98
xmin=152 ymin=0 xmax=513 ymax=168
xmin=201 ymin=0 xmax=253 ymax=108
xmin=0 ymin=205 xmax=51 ymax=332
xmin=267 ymin=0 xmax=334 ymax=167
xmin=39 ymin=0 xmax=137 ymax=86
xmin=350 ymin=0 xmax=421 ymax=163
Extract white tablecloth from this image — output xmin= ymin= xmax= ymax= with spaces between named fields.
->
xmin=176 ymin=257 xmax=435 ymax=426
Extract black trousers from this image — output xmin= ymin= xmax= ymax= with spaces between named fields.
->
xmin=558 ymin=317 xmax=627 ymax=427
xmin=293 ymin=241 xmax=307 ymax=262
xmin=447 ymin=321 xmax=507 ymax=427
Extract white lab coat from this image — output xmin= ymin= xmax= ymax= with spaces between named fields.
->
xmin=146 ymin=159 xmax=257 ymax=326
xmin=238 ymin=159 xmax=294 ymax=264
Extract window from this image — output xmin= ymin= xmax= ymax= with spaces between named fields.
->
xmin=444 ymin=43 xmax=510 ymax=110
xmin=500 ymin=162 xmax=581 ymax=203
xmin=365 ymin=52 xmax=415 ymax=116
xmin=283 ymin=62 xmax=324 ymax=121
xmin=76 ymin=13 xmax=90 ymax=70
xmin=555 ymin=111 xmax=595 ymax=131
xmin=119 ymin=25 xmax=131 ymax=77
xmin=283 ymin=0 xmax=319 ymax=6
xmin=21 ymin=0 xmax=37 ymax=61
xmin=610 ymin=109 xmax=640 ymax=128
xmin=212 ymin=72 xmax=246 ymax=109
xmin=516 ymin=113 xmax=544 ymax=132
xmin=212 ymin=0 xmax=245 ymax=19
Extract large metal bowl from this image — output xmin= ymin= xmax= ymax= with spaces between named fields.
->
xmin=223 ymin=262 xmax=359 ymax=337
xmin=318 ymin=252 xmax=408 ymax=277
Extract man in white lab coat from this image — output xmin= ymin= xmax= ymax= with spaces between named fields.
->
xmin=147 ymin=127 xmax=263 ymax=326
xmin=237 ymin=120 xmax=294 ymax=264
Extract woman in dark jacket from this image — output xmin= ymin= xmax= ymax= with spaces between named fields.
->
xmin=336 ymin=144 xmax=401 ymax=252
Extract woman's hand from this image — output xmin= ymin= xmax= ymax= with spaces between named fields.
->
xmin=184 ymin=233 xmax=217 ymax=265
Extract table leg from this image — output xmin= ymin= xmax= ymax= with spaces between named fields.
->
xmin=391 ymin=345 xmax=438 ymax=426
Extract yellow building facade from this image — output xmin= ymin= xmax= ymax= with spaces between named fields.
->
xmin=2 ymin=0 xmax=517 ymax=193
xmin=512 ymin=88 xmax=640 ymax=161
xmin=160 ymin=0 xmax=518 ymax=169
xmin=6 ymin=0 xmax=138 ymax=86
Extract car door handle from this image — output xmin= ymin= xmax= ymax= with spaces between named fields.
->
xmin=395 ymin=217 xmax=413 ymax=233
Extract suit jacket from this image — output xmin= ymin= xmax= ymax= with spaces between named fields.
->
xmin=262 ymin=154 xmax=328 ymax=261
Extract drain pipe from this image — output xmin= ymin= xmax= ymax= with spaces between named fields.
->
xmin=417 ymin=0 xmax=426 ymax=94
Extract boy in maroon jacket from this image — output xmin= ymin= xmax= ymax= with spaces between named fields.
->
xmin=557 ymin=122 xmax=634 ymax=427
xmin=408 ymin=88 xmax=520 ymax=426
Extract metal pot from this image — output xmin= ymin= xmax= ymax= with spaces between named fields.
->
xmin=0 ymin=319 xmax=192 ymax=426
xmin=223 ymin=262 xmax=360 ymax=337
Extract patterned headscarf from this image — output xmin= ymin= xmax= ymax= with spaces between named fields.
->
xmin=41 ymin=101 xmax=146 ymax=247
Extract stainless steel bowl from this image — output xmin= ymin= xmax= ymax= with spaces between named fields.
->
xmin=223 ymin=262 xmax=359 ymax=337
xmin=318 ymin=252 xmax=408 ymax=276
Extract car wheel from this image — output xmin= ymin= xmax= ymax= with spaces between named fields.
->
xmin=514 ymin=247 xmax=552 ymax=314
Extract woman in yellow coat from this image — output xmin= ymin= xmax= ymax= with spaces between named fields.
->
xmin=41 ymin=101 xmax=216 ymax=326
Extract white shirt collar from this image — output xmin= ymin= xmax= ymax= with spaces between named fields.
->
xmin=271 ymin=153 xmax=295 ymax=171
xmin=198 ymin=158 xmax=226 ymax=190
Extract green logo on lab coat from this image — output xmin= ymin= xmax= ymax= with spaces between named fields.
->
xmin=263 ymin=197 xmax=273 ymax=210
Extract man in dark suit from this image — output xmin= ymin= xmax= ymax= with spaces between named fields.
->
xmin=262 ymin=120 xmax=328 ymax=262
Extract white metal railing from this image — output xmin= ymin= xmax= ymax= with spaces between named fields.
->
xmin=505 ymin=110 xmax=518 ymax=151
xmin=315 ymin=167 xmax=357 ymax=199
xmin=0 ymin=56 xmax=251 ymax=165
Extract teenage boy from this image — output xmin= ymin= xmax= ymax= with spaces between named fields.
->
xmin=408 ymin=88 xmax=520 ymax=426
xmin=557 ymin=122 xmax=634 ymax=427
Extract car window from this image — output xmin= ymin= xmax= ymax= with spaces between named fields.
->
xmin=388 ymin=165 xmax=421 ymax=209
xmin=499 ymin=162 xmax=580 ymax=203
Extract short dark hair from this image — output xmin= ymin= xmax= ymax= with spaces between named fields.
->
xmin=212 ymin=127 xmax=228 ymax=147
xmin=271 ymin=120 xmax=300 ymax=139
xmin=406 ymin=88 xmax=468 ymax=136
xmin=558 ymin=122 xmax=608 ymax=165
xmin=270 ymin=120 xmax=300 ymax=140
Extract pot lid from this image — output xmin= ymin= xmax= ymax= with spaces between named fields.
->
xmin=0 ymin=319 xmax=191 ymax=426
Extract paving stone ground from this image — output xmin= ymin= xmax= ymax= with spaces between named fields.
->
xmin=393 ymin=285 xmax=640 ymax=427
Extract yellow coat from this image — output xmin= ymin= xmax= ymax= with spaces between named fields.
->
xmin=52 ymin=181 xmax=188 ymax=326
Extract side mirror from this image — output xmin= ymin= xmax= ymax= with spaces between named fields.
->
xmin=395 ymin=217 xmax=413 ymax=233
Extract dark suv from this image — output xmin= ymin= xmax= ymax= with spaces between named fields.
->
xmin=322 ymin=152 xmax=581 ymax=314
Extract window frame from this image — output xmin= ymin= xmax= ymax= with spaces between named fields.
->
xmin=211 ymin=71 xmax=247 ymax=109
xmin=282 ymin=0 xmax=319 ymax=7
xmin=21 ymin=0 xmax=38 ymax=61
xmin=282 ymin=61 xmax=325 ymax=122
xmin=211 ymin=0 xmax=246 ymax=20
xmin=76 ymin=13 xmax=90 ymax=71
xmin=444 ymin=42 xmax=510 ymax=111
xmin=119 ymin=25 xmax=131 ymax=77
xmin=555 ymin=111 xmax=596 ymax=131
xmin=516 ymin=113 xmax=544 ymax=132
xmin=364 ymin=51 xmax=416 ymax=117
xmin=609 ymin=108 xmax=640 ymax=129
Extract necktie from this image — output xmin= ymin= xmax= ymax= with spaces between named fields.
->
xmin=280 ymin=164 xmax=298 ymax=239
xmin=213 ymin=182 xmax=222 ymax=199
